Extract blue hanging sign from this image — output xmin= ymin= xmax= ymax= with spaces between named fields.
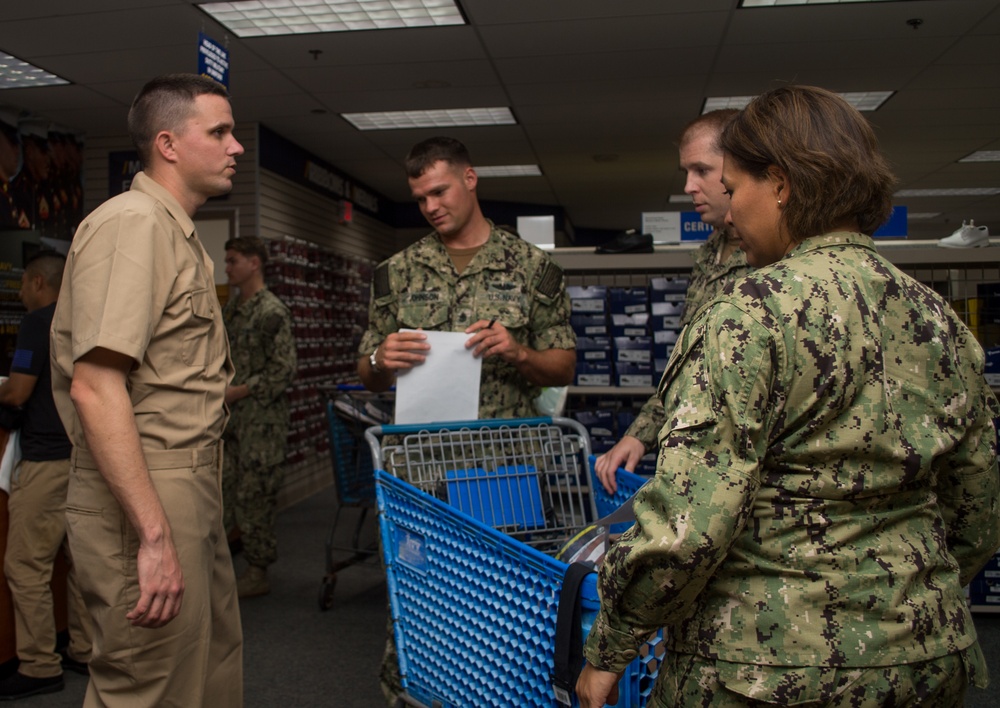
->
xmin=198 ymin=33 xmax=230 ymax=89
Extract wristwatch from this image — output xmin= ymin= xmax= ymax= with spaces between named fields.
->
xmin=369 ymin=346 xmax=382 ymax=374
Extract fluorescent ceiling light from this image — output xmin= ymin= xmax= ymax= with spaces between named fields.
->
xmin=0 ymin=52 xmax=69 ymax=90
xmin=476 ymin=165 xmax=541 ymax=178
xmin=741 ymin=0 xmax=900 ymax=6
xmin=895 ymin=188 xmax=1000 ymax=197
xmin=342 ymin=107 xmax=516 ymax=131
xmin=704 ymin=90 xmax=892 ymax=113
xmin=959 ymin=150 xmax=1000 ymax=163
xmin=668 ymin=195 xmax=691 ymax=204
xmin=906 ymin=212 xmax=941 ymax=220
xmin=198 ymin=0 xmax=465 ymax=37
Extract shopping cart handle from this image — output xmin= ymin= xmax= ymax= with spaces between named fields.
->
xmin=372 ymin=416 xmax=554 ymax=436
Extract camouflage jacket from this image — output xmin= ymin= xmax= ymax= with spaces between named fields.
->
xmin=586 ymin=232 xmax=999 ymax=674
xmin=358 ymin=222 xmax=575 ymax=420
xmin=624 ymin=228 xmax=752 ymax=450
xmin=223 ymin=287 xmax=297 ymax=446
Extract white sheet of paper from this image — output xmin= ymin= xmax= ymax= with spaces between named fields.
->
xmin=394 ymin=329 xmax=482 ymax=425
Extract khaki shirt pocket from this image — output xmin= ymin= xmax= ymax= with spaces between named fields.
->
xmin=182 ymin=288 xmax=222 ymax=366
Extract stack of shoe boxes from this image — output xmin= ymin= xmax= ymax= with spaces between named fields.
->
xmin=649 ymin=277 xmax=689 ymax=372
xmin=571 ymin=408 xmax=617 ymax=455
xmin=610 ymin=287 xmax=653 ymax=387
xmin=569 ymin=285 xmax=612 ymax=386
xmin=266 ymin=236 xmax=376 ymax=467
xmin=970 ymin=552 xmax=1000 ymax=609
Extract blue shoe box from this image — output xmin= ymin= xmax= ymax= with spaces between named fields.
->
xmin=572 ymin=409 xmax=615 ymax=438
xmin=577 ymin=336 xmax=612 ymax=364
xmin=609 ymin=287 xmax=649 ymax=316
xmin=649 ymin=276 xmax=689 ymax=301
xmin=985 ymin=346 xmax=1000 ymax=387
xmin=571 ymin=314 xmax=609 ymax=337
xmin=568 ymin=285 xmax=608 ymax=314
xmin=575 ymin=362 xmax=612 ymax=386
xmin=611 ymin=312 xmax=650 ymax=337
xmin=614 ymin=336 xmax=652 ymax=365
xmin=615 ymin=362 xmax=655 ymax=388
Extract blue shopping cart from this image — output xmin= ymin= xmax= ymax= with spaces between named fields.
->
xmin=368 ymin=417 xmax=664 ymax=708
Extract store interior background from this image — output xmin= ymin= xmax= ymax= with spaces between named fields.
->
xmin=0 ymin=0 xmax=998 ymax=699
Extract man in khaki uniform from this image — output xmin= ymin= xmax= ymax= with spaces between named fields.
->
xmin=50 ymin=74 xmax=244 ymax=707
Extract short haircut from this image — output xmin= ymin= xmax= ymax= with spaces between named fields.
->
xmin=720 ymin=86 xmax=895 ymax=239
xmin=225 ymin=236 xmax=269 ymax=265
xmin=24 ymin=250 xmax=66 ymax=291
xmin=128 ymin=74 xmax=230 ymax=168
xmin=678 ymin=109 xmax=739 ymax=153
xmin=404 ymin=137 xmax=472 ymax=179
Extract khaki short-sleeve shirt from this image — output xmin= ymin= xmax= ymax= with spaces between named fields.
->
xmin=51 ymin=172 xmax=233 ymax=451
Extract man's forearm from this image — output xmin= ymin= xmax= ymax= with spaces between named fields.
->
xmin=70 ymin=360 xmax=172 ymax=545
xmin=513 ymin=347 xmax=575 ymax=387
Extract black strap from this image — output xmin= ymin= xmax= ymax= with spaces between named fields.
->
xmin=552 ymin=561 xmax=594 ymax=706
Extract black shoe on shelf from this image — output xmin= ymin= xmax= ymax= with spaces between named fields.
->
xmin=0 ymin=672 xmax=65 ymax=700
xmin=595 ymin=230 xmax=654 ymax=254
xmin=58 ymin=649 xmax=90 ymax=676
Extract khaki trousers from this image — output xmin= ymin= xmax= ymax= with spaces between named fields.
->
xmin=67 ymin=445 xmax=243 ymax=708
xmin=4 ymin=457 xmax=92 ymax=678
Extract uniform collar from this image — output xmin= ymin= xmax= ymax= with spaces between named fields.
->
xmin=785 ymin=231 xmax=876 ymax=259
xmin=415 ymin=219 xmax=511 ymax=274
xmin=232 ymin=285 xmax=269 ymax=312
xmin=129 ymin=172 xmax=197 ymax=239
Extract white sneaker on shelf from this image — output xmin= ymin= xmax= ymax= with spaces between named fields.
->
xmin=938 ymin=220 xmax=990 ymax=248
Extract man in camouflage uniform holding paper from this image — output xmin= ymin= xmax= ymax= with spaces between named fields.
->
xmin=222 ymin=236 xmax=297 ymax=599
xmin=596 ymin=110 xmax=751 ymax=483
xmin=358 ymin=137 xmax=576 ymax=705
xmin=358 ymin=136 xmax=576 ymax=419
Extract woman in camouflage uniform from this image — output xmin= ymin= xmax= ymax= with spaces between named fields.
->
xmin=578 ymin=86 xmax=999 ymax=708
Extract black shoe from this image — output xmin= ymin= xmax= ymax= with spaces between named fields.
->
xmin=58 ymin=649 xmax=89 ymax=676
xmin=0 ymin=672 xmax=64 ymax=700
xmin=595 ymin=230 xmax=654 ymax=254
xmin=228 ymin=537 xmax=244 ymax=556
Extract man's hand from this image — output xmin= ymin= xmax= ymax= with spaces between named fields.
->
xmin=465 ymin=319 xmax=524 ymax=364
xmin=575 ymin=662 xmax=622 ymax=708
xmin=593 ymin=436 xmax=645 ymax=494
xmin=127 ymin=534 xmax=185 ymax=628
xmin=376 ymin=330 xmax=431 ymax=373
xmin=225 ymin=383 xmax=249 ymax=406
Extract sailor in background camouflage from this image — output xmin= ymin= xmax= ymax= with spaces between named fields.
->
xmin=357 ymin=136 xmax=576 ymax=419
xmin=222 ymin=236 xmax=297 ymax=599
xmin=596 ymin=110 xmax=751 ymax=481
xmin=358 ymin=137 xmax=576 ymax=705
xmin=577 ymin=86 xmax=1000 ymax=708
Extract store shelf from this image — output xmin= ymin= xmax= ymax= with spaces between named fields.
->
xmin=568 ymin=386 xmax=655 ymax=396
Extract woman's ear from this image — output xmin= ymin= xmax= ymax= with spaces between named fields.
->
xmin=767 ymin=165 xmax=790 ymax=203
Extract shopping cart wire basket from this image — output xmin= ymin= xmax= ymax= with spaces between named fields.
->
xmin=317 ymin=384 xmax=392 ymax=610
xmin=370 ymin=417 xmax=664 ymax=707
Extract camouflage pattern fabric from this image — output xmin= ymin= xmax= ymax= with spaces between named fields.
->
xmin=681 ymin=226 xmax=752 ymax=329
xmin=358 ymin=221 xmax=576 ymax=420
xmin=222 ymin=287 xmax=297 ymax=567
xmin=625 ymin=227 xmax=752 ymax=451
xmin=654 ymin=648 xmax=983 ymax=707
xmin=584 ymin=232 xmax=999 ymax=698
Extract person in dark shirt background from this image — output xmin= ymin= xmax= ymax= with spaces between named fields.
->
xmin=0 ymin=251 xmax=92 ymax=700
